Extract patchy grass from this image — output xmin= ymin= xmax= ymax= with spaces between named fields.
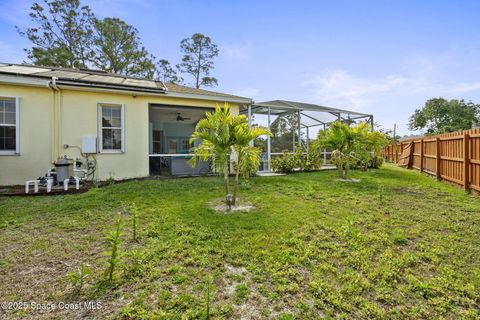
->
xmin=0 ymin=164 xmax=479 ymax=319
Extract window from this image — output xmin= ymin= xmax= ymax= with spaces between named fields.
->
xmin=152 ymin=130 xmax=162 ymax=154
xmin=99 ymin=104 xmax=124 ymax=152
xmin=168 ymin=139 xmax=177 ymax=153
xmin=0 ymin=97 xmax=19 ymax=155
xmin=181 ymin=138 xmax=192 ymax=152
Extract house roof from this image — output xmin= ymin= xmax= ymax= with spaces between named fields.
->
xmin=0 ymin=63 xmax=251 ymax=103
xmin=241 ymin=100 xmax=373 ymax=127
xmin=251 ymin=100 xmax=372 ymax=117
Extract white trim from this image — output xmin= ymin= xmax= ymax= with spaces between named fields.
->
xmin=98 ymin=103 xmax=125 ymax=153
xmin=15 ymin=97 xmax=20 ymax=154
xmin=166 ymin=91 xmax=252 ymax=104
xmin=121 ymin=104 xmax=125 ymax=153
xmin=0 ymin=95 xmax=20 ymax=155
xmin=149 ymin=153 xmax=195 ymax=157
xmin=0 ymin=74 xmax=51 ymax=88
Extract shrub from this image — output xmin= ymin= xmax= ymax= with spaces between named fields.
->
xmin=369 ymin=155 xmax=383 ymax=168
xmin=295 ymin=144 xmax=322 ymax=171
xmin=271 ymin=151 xmax=298 ymax=173
xmin=271 ymin=144 xmax=323 ymax=173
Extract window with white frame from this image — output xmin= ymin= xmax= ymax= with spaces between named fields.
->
xmin=0 ymin=97 xmax=19 ymax=154
xmin=99 ymin=104 xmax=124 ymax=152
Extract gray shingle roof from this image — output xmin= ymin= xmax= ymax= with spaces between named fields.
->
xmin=0 ymin=63 xmax=250 ymax=101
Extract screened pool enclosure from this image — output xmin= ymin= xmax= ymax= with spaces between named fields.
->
xmin=148 ymin=100 xmax=373 ymax=176
xmin=240 ymin=100 xmax=374 ymax=172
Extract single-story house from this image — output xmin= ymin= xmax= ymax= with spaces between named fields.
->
xmin=0 ymin=63 xmax=252 ymax=186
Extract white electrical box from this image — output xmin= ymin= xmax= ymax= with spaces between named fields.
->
xmin=82 ymin=136 xmax=97 ymax=154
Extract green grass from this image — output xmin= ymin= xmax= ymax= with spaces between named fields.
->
xmin=1 ymin=164 xmax=479 ymax=319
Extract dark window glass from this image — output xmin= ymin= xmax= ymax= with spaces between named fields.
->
xmin=0 ymin=126 xmax=16 ymax=150
xmin=102 ymin=128 xmax=122 ymax=150
xmin=101 ymin=105 xmax=122 ymax=150
xmin=0 ymin=99 xmax=16 ymax=151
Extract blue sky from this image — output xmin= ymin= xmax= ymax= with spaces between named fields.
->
xmin=1 ymin=0 xmax=480 ymax=135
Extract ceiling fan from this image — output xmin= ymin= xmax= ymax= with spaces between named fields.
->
xmin=176 ymin=112 xmax=191 ymax=121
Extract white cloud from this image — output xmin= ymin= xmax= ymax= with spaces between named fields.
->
xmin=220 ymin=40 xmax=254 ymax=61
xmin=302 ymin=51 xmax=480 ymax=135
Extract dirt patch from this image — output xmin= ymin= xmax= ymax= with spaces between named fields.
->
xmin=208 ymin=198 xmax=255 ymax=213
xmin=392 ymin=187 xmax=425 ymax=195
xmin=335 ymin=178 xmax=361 ymax=183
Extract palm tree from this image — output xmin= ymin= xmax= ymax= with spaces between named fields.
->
xmin=190 ymin=103 xmax=270 ymax=206
xmin=315 ymin=121 xmax=357 ymax=178
xmin=231 ymin=119 xmax=270 ymax=205
xmin=190 ymin=104 xmax=235 ymax=198
xmin=314 ymin=121 xmax=387 ymax=178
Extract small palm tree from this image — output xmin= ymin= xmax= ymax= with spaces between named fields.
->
xmin=315 ymin=121 xmax=357 ymax=178
xmin=231 ymin=118 xmax=270 ymax=205
xmin=314 ymin=121 xmax=387 ymax=178
xmin=190 ymin=103 xmax=270 ymax=206
xmin=190 ymin=104 xmax=235 ymax=198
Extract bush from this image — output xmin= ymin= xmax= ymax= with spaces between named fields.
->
xmin=369 ymin=155 xmax=383 ymax=168
xmin=295 ymin=144 xmax=322 ymax=171
xmin=271 ymin=145 xmax=323 ymax=174
xmin=271 ymin=151 xmax=297 ymax=173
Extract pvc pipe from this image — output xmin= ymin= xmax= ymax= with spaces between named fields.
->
xmin=74 ymin=177 xmax=80 ymax=190
xmin=25 ymin=180 xmax=40 ymax=194
xmin=46 ymin=179 xmax=52 ymax=192
xmin=64 ymin=179 xmax=69 ymax=191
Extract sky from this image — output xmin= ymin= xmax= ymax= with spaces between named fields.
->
xmin=1 ymin=0 xmax=480 ymax=135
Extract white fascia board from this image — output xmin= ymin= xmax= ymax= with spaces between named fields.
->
xmin=0 ymin=74 xmax=51 ymax=88
xmin=165 ymin=91 xmax=252 ymax=105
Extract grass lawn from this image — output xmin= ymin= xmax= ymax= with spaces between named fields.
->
xmin=1 ymin=164 xmax=479 ymax=319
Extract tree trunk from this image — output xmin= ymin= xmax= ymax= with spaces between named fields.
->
xmin=224 ymin=163 xmax=230 ymax=205
xmin=232 ymin=163 xmax=240 ymax=206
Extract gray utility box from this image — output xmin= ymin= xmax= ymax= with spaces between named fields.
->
xmin=55 ymin=158 xmax=73 ymax=184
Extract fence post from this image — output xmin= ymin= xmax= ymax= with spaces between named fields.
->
xmin=419 ymin=139 xmax=424 ymax=172
xmin=436 ymin=137 xmax=441 ymax=180
xmin=463 ymin=133 xmax=470 ymax=191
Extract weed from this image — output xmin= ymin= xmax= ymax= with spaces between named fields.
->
xmin=105 ymin=215 xmax=122 ymax=282
xmin=234 ymin=283 xmax=249 ymax=304
xmin=129 ymin=203 xmax=138 ymax=241
xmin=204 ymin=276 xmax=213 ymax=320
xmin=378 ymin=184 xmax=385 ymax=202
xmin=392 ymin=230 xmax=407 ymax=245
xmin=66 ymin=263 xmax=92 ymax=294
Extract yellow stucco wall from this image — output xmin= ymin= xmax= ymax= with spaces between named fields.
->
xmin=0 ymin=83 xmax=240 ymax=185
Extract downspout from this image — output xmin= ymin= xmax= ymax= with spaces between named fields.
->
xmin=48 ymin=77 xmax=61 ymax=162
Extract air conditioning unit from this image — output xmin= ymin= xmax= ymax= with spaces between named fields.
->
xmin=82 ymin=136 xmax=97 ymax=154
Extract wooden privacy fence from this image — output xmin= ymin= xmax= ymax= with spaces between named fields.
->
xmin=382 ymin=128 xmax=480 ymax=192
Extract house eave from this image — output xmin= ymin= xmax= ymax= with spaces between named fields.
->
xmin=165 ymin=91 xmax=252 ymax=104
xmin=0 ymin=73 xmax=253 ymax=104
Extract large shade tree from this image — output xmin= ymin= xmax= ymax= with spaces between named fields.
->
xmin=92 ymin=17 xmax=156 ymax=78
xmin=409 ymin=98 xmax=480 ymax=134
xmin=190 ymin=104 xmax=270 ymax=206
xmin=155 ymin=59 xmax=183 ymax=84
xmin=17 ymin=0 xmax=95 ymax=68
xmin=177 ymin=33 xmax=219 ymax=88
